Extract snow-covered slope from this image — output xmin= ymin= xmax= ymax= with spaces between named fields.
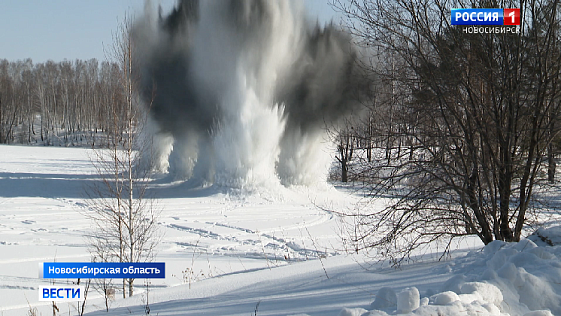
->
xmin=1 ymin=145 xmax=561 ymax=316
xmin=0 ymin=145 xmax=356 ymax=315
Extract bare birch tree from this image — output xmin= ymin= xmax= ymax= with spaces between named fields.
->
xmin=85 ymin=15 xmax=160 ymax=299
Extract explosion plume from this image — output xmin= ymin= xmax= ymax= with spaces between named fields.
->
xmin=132 ymin=0 xmax=366 ymax=189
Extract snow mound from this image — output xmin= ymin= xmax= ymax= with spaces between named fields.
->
xmin=397 ymin=287 xmax=420 ymax=313
xmin=370 ymin=287 xmax=397 ymax=310
xmin=341 ymin=230 xmax=561 ymax=315
xmin=339 ymin=307 xmax=369 ymax=316
xmin=529 ymin=226 xmax=561 ymax=246
xmin=430 ymin=291 xmax=459 ymax=305
xmin=522 ymin=311 xmax=554 ymax=316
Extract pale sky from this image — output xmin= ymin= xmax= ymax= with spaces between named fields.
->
xmin=0 ymin=1 xmax=341 ymax=63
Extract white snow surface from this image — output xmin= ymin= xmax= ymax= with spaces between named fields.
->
xmin=352 ymin=238 xmax=561 ymax=316
xmin=0 ymin=145 xmax=560 ymax=316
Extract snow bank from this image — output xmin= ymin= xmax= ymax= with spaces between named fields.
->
xmin=340 ymin=233 xmax=561 ymax=315
xmin=370 ymin=287 xmax=397 ymax=310
xmin=397 ymin=287 xmax=420 ymax=313
xmin=339 ymin=308 xmax=369 ymax=316
xmin=529 ymin=226 xmax=561 ymax=246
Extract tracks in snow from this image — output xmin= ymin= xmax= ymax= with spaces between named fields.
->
xmin=165 ymin=209 xmax=338 ymax=261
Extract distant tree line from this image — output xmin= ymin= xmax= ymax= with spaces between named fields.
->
xmin=0 ymin=58 xmax=128 ymax=146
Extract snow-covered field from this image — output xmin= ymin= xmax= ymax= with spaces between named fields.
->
xmin=1 ymin=145 xmax=560 ymax=316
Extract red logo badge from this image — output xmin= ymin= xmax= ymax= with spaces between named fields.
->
xmin=504 ymin=9 xmax=520 ymax=25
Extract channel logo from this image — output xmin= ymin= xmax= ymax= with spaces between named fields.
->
xmin=38 ymin=286 xmax=83 ymax=302
xmin=451 ymin=9 xmax=520 ymax=25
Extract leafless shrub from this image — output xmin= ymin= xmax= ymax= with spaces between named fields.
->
xmin=333 ymin=0 xmax=561 ymax=263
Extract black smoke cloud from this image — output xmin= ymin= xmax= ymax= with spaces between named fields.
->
xmin=132 ymin=0 xmax=368 ymax=187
